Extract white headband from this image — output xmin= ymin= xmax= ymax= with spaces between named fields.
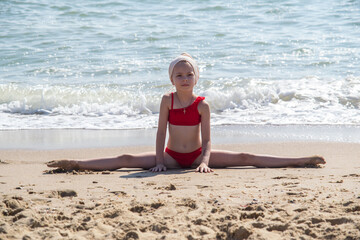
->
xmin=168 ymin=55 xmax=199 ymax=82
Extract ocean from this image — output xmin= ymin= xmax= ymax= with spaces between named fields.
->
xmin=1 ymin=0 xmax=360 ymax=130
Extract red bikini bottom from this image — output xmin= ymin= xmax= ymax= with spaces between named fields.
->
xmin=165 ymin=147 xmax=202 ymax=168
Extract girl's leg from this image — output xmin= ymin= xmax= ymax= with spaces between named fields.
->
xmin=207 ymin=150 xmax=325 ymax=168
xmin=47 ymin=152 xmax=181 ymax=171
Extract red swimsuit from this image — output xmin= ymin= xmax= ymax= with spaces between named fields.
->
xmin=166 ymin=93 xmax=205 ymax=168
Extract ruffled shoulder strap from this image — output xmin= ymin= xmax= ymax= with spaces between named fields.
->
xmin=193 ymin=96 xmax=205 ymax=107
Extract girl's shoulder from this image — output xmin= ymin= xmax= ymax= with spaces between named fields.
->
xmin=161 ymin=92 xmax=172 ymax=101
xmin=160 ymin=93 xmax=172 ymax=108
xmin=197 ymin=97 xmax=210 ymax=113
xmin=162 ymin=92 xmax=172 ymax=98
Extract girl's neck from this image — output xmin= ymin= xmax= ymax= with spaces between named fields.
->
xmin=175 ymin=90 xmax=194 ymax=101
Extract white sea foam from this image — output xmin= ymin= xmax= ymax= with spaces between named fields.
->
xmin=0 ymin=76 xmax=359 ymax=129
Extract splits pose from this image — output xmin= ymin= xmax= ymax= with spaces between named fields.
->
xmin=47 ymin=53 xmax=325 ymax=173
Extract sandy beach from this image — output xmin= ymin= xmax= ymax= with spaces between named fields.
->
xmin=1 ymin=141 xmax=359 ymax=240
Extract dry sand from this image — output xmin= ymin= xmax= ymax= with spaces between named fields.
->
xmin=0 ymin=142 xmax=359 ymax=239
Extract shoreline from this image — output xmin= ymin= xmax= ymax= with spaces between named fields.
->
xmin=1 ymin=124 xmax=360 ymax=150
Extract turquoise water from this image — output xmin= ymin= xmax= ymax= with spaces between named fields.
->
xmin=1 ymin=0 xmax=360 ymax=129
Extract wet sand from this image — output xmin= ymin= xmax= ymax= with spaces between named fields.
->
xmin=0 ymin=142 xmax=359 ymax=239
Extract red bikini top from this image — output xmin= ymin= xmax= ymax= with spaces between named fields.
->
xmin=168 ymin=92 xmax=205 ymax=126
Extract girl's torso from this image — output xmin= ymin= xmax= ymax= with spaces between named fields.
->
xmin=167 ymin=124 xmax=201 ymax=153
xmin=167 ymin=92 xmax=204 ymax=153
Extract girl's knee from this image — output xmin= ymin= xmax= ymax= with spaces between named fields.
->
xmin=238 ymin=153 xmax=250 ymax=164
xmin=117 ymin=154 xmax=133 ymax=163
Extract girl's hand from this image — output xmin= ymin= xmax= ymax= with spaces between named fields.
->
xmin=196 ymin=162 xmax=213 ymax=173
xmin=149 ymin=164 xmax=167 ymax=172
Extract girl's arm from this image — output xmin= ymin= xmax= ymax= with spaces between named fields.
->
xmin=197 ymin=100 xmax=213 ymax=173
xmin=150 ymin=94 xmax=170 ymax=172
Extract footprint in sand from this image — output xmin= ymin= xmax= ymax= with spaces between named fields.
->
xmin=129 ymin=205 xmax=147 ymax=214
xmin=47 ymin=190 xmax=77 ymax=198
xmin=178 ymin=198 xmax=197 ymax=209
xmin=326 ymin=217 xmax=353 ymax=226
xmin=345 ymin=205 xmax=360 ymax=213
xmin=150 ymin=202 xmax=165 ymax=209
xmin=165 ymin=184 xmax=176 ymax=191
xmin=3 ymin=199 xmax=25 ymax=217
xmin=129 ymin=201 xmax=165 ymax=215
xmin=266 ymin=223 xmax=289 ymax=232
xmin=217 ymin=224 xmax=252 ymax=240
xmin=0 ymin=159 xmax=9 ymax=164
xmin=103 ymin=210 xmax=121 ymax=219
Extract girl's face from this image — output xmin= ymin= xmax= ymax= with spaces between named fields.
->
xmin=171 ymin=61 xmax=196 ymax=90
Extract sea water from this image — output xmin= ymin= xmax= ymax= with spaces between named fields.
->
xmin=1 ymin=0 xmax=360 ymax=131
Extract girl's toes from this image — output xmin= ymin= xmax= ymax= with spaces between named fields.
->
xmin=312 ymin=156 xmax=326 ymax=164
xmin=46 ymin=160 xmax=78 ymax=170
xmin=46 ymin=160 xmax=59 ymax=167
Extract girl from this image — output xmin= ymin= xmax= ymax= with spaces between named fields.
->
xmin=47 ymin=53 xmax=325 ymax=173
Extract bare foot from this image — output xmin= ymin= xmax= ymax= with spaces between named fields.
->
xmin=46 ymin=160 xmax=79 ymax=170
xmin=303 ymin=156 xmax=326 ymax=167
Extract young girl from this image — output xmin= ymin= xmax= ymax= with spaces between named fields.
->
xmin=47 ymin=53 xmax=325 ymax=173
